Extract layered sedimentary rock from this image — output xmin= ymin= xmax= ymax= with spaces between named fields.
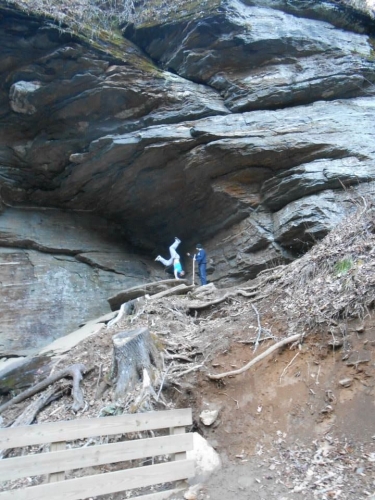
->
xmin=0 ymin=0 xmax=375 ymax=349
xmin=0 ymin=208 xmax=153 ymax=354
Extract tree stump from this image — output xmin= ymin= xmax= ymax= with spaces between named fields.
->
xmin=111 ymin=327 xmax=162 ymax=400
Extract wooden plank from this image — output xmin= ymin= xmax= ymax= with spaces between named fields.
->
xmin=0 ymin=408 xmax=192 ymax=449
xmin=170 ymin=427 xmax=186 ymax=462
xmin=48 ymin=442 xmax=66 ymax=483
xmin=0 ymin=459 xmax=195 ymax=500
xmin=0 ymin=434 xmax=194 ymax=481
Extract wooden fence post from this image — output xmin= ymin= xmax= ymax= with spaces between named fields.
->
xmin=48 ymin=441 xmax=66 ymax=482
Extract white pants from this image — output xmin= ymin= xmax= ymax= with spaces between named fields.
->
xmin=158 ymin=240 xmax=180 ymax=266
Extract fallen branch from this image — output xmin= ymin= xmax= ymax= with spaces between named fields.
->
xmin=0 ymin=364 xmax=87 ymax=414
xmin=237 ymin=335 xmax=274 ymax=345
xmin=208 ymin=334 xmax=302 ymax=380
xmin=156 ymin=364 xmax=172 ymax=402
xmin=164 ymin=352 xmax=194 ymax=362
xmin=173 ymin=364 xmax=205 ymax=378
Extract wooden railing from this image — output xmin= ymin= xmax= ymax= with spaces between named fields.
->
xmin=0 ymin=408 xmax=194 ymax=500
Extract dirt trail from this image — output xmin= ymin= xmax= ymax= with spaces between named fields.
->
xmin=182 ymin=316 xmax=375 ymax=500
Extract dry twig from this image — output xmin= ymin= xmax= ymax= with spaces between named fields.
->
xmin=208 ymin=334 xmax=302 ymax=380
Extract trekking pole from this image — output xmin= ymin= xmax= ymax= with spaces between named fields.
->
xmin=192 ymin=256 xmax=195 ymax=286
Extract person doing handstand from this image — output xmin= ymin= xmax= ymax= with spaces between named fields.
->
xmin=155 ymin=238 xmax=185 ymax=279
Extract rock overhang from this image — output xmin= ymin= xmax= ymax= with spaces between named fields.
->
xmin=0 ymin=0 xmax=375 ymax=262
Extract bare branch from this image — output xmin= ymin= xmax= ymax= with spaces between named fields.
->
xmin=208 ymin=334 xmax=302 ymax=380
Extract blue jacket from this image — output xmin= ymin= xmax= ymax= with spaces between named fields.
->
xmin=195 ymin=249 xmax=207 ymax=265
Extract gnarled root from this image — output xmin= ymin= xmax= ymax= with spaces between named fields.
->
xmin=0 ymin=363 xmax=87 ymax=414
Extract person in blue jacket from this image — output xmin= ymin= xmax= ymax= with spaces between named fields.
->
xmin=187 ymin=244 xmax=207 ymax=285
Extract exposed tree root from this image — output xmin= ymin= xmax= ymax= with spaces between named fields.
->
xmin=0 ymin=364 xmax=87 ymax=414
xmin=107 ymin=297 xmax=145 ymax=327
xmin=149 ymin=284 xmax=195 ymax=301
xmin=10 ymin=385 xmax=66 ymax=427
xmin=94 ymin=380 xmax=111 ymax=400
xmin=208 ymin=334 xmax=302 ymax=380
xmin=187 ymin=289 xmax=257 ymax=310
xmin=187 ymin=292 xmax=234 ymax=310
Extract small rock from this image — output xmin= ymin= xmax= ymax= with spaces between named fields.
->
xmin=208 ymin=439 xmax=219 ymax=449
xmin=346 ymin=350 xmax=371 ymax=366
xmin=200 ymin=409 xmax=219 ymax=426
xmin=339 ymin=377 xmax=353 ymax=388
xmin=320 ymin=404 xmax=333 ymax=414
xmin=184 ymin=483 xmax=202 ymax=500
xmin=187 ymin=433 xmax=221 ymax=480
xmin=327 ymin=338 xmax=343 ymax=349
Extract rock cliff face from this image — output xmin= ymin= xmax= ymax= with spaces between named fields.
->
xmin=0 ymin=0 xmax=375 ymax=353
